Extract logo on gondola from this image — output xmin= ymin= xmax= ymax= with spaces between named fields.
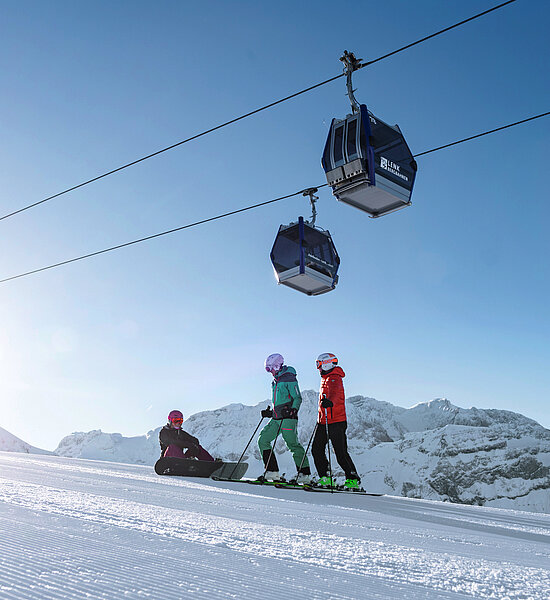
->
xmin=380 ymin=156 xmax=408 ymax=181
xmin=307 ymin=254 xmax=333 ymax=268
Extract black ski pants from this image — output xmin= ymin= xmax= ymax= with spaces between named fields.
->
xmin=311 ymin=420 xmax=359 ymax=480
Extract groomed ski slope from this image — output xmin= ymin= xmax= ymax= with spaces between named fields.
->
xmin=0 ymin=452 xmax=549 ymax=599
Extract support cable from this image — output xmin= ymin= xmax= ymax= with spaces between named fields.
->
xmin=359 ymin=0 xmax=517 ymax=70
xmin=0 ymin=108 xmax=547 ymax=285
xmin=0 ymin=187 xmax=326 ymax=284
xmin=0 ymin=1 xmax=517 ymax=223
xmin=414 ymin=111 xmax=550 ymax=157
xmin=0 ymin=111 xmax=550 ymax=284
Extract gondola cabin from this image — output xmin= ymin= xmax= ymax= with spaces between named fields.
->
xmin=270 ymin=217 xmax=339 ymax=296
xmin=322 ymin=104 xmax=417 ymax=217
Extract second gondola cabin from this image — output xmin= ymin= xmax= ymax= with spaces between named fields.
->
xmin=270 ymin=217 xmax=340 ymax=296
xmin=322 ymin=104 xmax=417 ymax=217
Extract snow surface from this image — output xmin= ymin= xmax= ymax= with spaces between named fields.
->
xmin=0 ymin=451 xmax=549 ymax=599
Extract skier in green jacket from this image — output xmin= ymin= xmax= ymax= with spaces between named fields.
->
xmin=258 ymin=353 xmax=312 ymax=483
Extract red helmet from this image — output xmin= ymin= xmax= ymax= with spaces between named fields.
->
xmin=167 ymin=409 xmax=184 ymax=424
xmin=316 ymin=353 xmax=338 ymax=372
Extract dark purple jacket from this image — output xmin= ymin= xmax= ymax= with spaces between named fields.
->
xmin=159 ymin=425 xmax=199 ymax=458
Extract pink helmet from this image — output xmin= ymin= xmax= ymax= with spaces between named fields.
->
xmin=167 ymin=409 xmax=184 ymax=424
xmin=265 ymin=353 xmax=284 ymax=374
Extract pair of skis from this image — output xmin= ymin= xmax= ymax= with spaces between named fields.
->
xmin=212 ymin=476 xmax=383 ymax=496
xmin=303 ymin=485 xmax=382 ymax=496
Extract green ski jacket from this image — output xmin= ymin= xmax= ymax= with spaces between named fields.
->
xmin=270 ymin=366 xmax=302 ymax=420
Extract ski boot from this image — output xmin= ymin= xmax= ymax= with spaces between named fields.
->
xmin=295 ymin=473 xmax=313 ymax=485
xmin=316 ymin=476 xmax=335 ymax=488
xmin=343 ymin=478 xmax=361 ymax=491
xmin=263 ymin=471 xmax=281 ymax=482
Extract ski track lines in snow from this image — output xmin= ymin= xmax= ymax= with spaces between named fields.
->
xmin=0 ymin=454 xmax=548 ymax=599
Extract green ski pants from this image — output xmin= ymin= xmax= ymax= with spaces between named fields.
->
xmin=258 ymin=418 xmax=309 ymax=470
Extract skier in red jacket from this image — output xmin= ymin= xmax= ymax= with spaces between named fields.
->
xmin=311 ymin=353 xmax=361 ymax=489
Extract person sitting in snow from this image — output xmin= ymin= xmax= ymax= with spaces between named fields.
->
xmin=311 ymin=353 xmax=361 ymax=489
xmin=159 ymin=410 xmax=215 ymax=461
xmin=258 ymin=353 xmax=312 ymax=483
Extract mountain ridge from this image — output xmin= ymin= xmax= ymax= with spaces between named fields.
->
xmin=0 ymin=425 xmax=52 ymax=455
xmin=2 ymin=394 xmax=548 ymax=513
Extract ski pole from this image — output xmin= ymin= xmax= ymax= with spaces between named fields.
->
xmin=261 ymin=418 xmax=284 ymax=481
xmin=324 ymin=408 xmax=334 ymax=494
xmin=228 ymin=415 xmax=265 ymax=480
xmin=296 ymin=421 xmax=318 ymax=476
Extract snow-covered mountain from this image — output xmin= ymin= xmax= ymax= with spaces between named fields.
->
xmin=51 ymin=393 xmax=550 ymax=513
xmin=54 ymin=428 xmax=160 ymax=465
xmin=0 ymin=425 xmax=51 ymax=455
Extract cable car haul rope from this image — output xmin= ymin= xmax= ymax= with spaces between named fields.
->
xmin=0 ymin=1 xmax=518 ymax=224
xmin=1 ymin=106 xmax=547 ymax=287
xmin=1 ymin=1 xmax=547 ymax=290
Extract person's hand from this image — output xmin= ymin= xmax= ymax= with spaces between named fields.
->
xmin=321 ymin=396 xmax=333 ymax=409
xmin=261 ymin=407 xmax=273 ymax=418
xmin=282 ymin=406 xmax=298 ymax=419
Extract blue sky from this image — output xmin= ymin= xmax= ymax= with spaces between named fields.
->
xmin=1 ymin=1 xmax=548 ymax=450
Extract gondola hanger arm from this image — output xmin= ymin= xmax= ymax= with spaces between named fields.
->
xmin=302 ymin=187 xmax=319 ymax=226
xmin=340 ymin=51 xmax=364 ymax=114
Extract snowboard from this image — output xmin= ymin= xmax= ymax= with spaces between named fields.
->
xmin=154 ymin=457 xmax=248 ymax=479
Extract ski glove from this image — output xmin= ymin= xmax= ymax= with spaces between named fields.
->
xmin=281 ymin=406 xmax=298 ymax=420
xmin=261 ymin=407 xmax=273 ymax=418
xmin=321 ymin=397 xmax=333 ymax=409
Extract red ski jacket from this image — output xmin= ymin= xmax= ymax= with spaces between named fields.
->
xmin=318 ymin=366 xmax=347 ymax=424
